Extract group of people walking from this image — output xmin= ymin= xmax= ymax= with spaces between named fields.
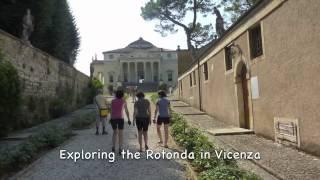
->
xmin=94 ymin=89 xmax=171 ymax=154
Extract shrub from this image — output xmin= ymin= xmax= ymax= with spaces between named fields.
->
xmin=85 ymin=78 xmax=104 ymax=104
xmin=71 ymin=112 xmax=95 ymax=129
xmin=0 ymin=126 xmax=71 ymax=177
xmin=92 ymin=78 xmax=104 ymax=89
xmin=49 ymin=98 xmax=67 ymax=118
xmin=37 ymin=126 xmax=68 ymax=147
xmin=0 ymin=51 xmax=21 ymax=137
xmin=158 ymin=83 xmax=168 ymax=91
xmin=170 ymin=112 xmax=259 ymax=179
xmin=199 ymin=166 xmax=261 ymax=180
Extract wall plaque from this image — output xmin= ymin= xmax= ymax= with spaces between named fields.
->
xmin=274 ymin=117 xmax=300 ymax=148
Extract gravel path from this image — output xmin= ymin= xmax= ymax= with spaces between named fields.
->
xmin=10 ymin=99 xmax=186 ymax=180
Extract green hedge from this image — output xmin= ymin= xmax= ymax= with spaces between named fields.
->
xmin=158 ymin=83 xmax=168 ymax=91
xmin=170 ymin=113 xmax=261 ymax=180
xmin=85 ymin=78 xmax=104 ymax=104
xmin=71 ymin=112 xmax=95 ymax=129
xmin=0 ymin=126 xmax=72 ymax=177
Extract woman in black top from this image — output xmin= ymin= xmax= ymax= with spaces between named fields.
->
xmin=133 ymin=92 xmax=151 ymax=152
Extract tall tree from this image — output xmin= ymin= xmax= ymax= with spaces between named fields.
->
xmin=220 ymin=0 xmax=260 ymax=23
xmin=141 ymin=0 xmax=217 ymax=111
xmin=141 ymin=0 xmax=216 ymax=55
xmin=46 ymin=0 xmax=80 ymax=65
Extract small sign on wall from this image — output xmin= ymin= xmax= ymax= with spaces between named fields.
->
xmin=251 ymin=76 xmax=260 ymax=99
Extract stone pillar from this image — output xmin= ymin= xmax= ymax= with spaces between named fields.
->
xmin=135 ymin=62 xmax=138 ymax=83
xmin=123 ymin=62 xmax=128 ymax=81
xmin=128 ymin=62 xmax=131 ymax=82
xmin=158 ymin=61 xmax=161 ymax=82
xmin=143 ymin=62 xmax=146 ymax=82
xmin=119 ymin=62 xmax=123 ymax=82
xmin=151 ymin=62 xmax=154 ymax=82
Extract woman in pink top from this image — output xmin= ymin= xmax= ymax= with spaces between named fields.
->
xmin=110 ymin=90 xmax=131 ymax=155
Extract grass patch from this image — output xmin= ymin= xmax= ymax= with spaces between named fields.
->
xmin=150 ymin=93 xmax=158 ymax=104
xmin=170 ymin=112 xmax=261 ymax=180
xmin=0 ymin=126 xmax=72 ymax=178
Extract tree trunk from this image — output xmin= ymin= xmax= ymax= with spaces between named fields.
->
xmin=185 ymin=30 xmax=202 ymax=110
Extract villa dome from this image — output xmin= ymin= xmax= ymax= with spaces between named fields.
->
xmin=127 ymin=37 xmax=156 ymax=49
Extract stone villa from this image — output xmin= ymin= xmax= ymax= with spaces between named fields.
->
xmin=177 ymin=0 xmax=320 ymax=156
xmin=91 ymin=37 xmax=178 ymax=92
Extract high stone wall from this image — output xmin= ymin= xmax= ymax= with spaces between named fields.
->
xmin=0 ymin=29 xmax=90 ymax=127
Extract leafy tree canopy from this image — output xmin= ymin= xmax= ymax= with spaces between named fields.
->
xmin=141 ymin=0 xmax=260 ymax=53
xmin=141 ymin=0 xmax=216 ymax=53
xmin=219 ymin=0 xmax=260 ymax=23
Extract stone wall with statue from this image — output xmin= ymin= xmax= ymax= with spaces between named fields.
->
xmin=0 ymin=29 xmax=90 ymax=128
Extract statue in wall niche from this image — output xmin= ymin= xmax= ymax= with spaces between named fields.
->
xmin=214 ymin=7 xmax=225 ymax=37
xmin=21 ymin=9 xmax=34 ymax=45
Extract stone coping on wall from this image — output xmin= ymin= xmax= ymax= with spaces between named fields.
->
xmin=0 ymin=28 xmax=88 ymax=78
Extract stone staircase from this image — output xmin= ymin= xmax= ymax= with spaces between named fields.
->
xmin=123 ymin=82 xmax=158 ymax=92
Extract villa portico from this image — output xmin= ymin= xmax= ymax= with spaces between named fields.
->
xmin=91 ymin=37 xmax=178 ymax=91
xmin=120 ymin=61 xmax=160 ymax=83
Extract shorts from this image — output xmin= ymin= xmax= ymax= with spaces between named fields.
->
xmin=110 ymin=119 xmax=124 ymax=130
xmin=136 ymin=117 xmax=149 ymax=131
xmin=157 ymin=116 xmax=170 ymax=125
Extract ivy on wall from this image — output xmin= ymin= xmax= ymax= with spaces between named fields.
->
xmin=0 ymin=50 xmax=21 ymax=137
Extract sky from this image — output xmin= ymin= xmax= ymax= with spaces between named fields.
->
xmin=67 ymin=0 xmax=218 ymax=75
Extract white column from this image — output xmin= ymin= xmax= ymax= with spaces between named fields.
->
xmin=135 ymin=62 xmax=138 ymax=83
xmin=158 ymin=61 xmax=161 ymax=82
xmin=124 ymin=62 xmax=127 ymax=82
xmin=151 ymin=62 xmax=154 ymax=82
xmin=119 ymin=62 xmax=122 ymax=82
xmin=128 ymin=62 xmax=131 ymax=82
xmin=143 ymin=62 xmax=146 ymax=82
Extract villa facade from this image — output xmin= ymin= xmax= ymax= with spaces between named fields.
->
xmin=91 ymin=38 xmax=178 ymax=92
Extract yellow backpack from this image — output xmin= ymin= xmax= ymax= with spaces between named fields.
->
xmin=94 ymin=96 xmax=109 ymax=118
xmin=99 ymin=109 xmax=109 ymax=117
